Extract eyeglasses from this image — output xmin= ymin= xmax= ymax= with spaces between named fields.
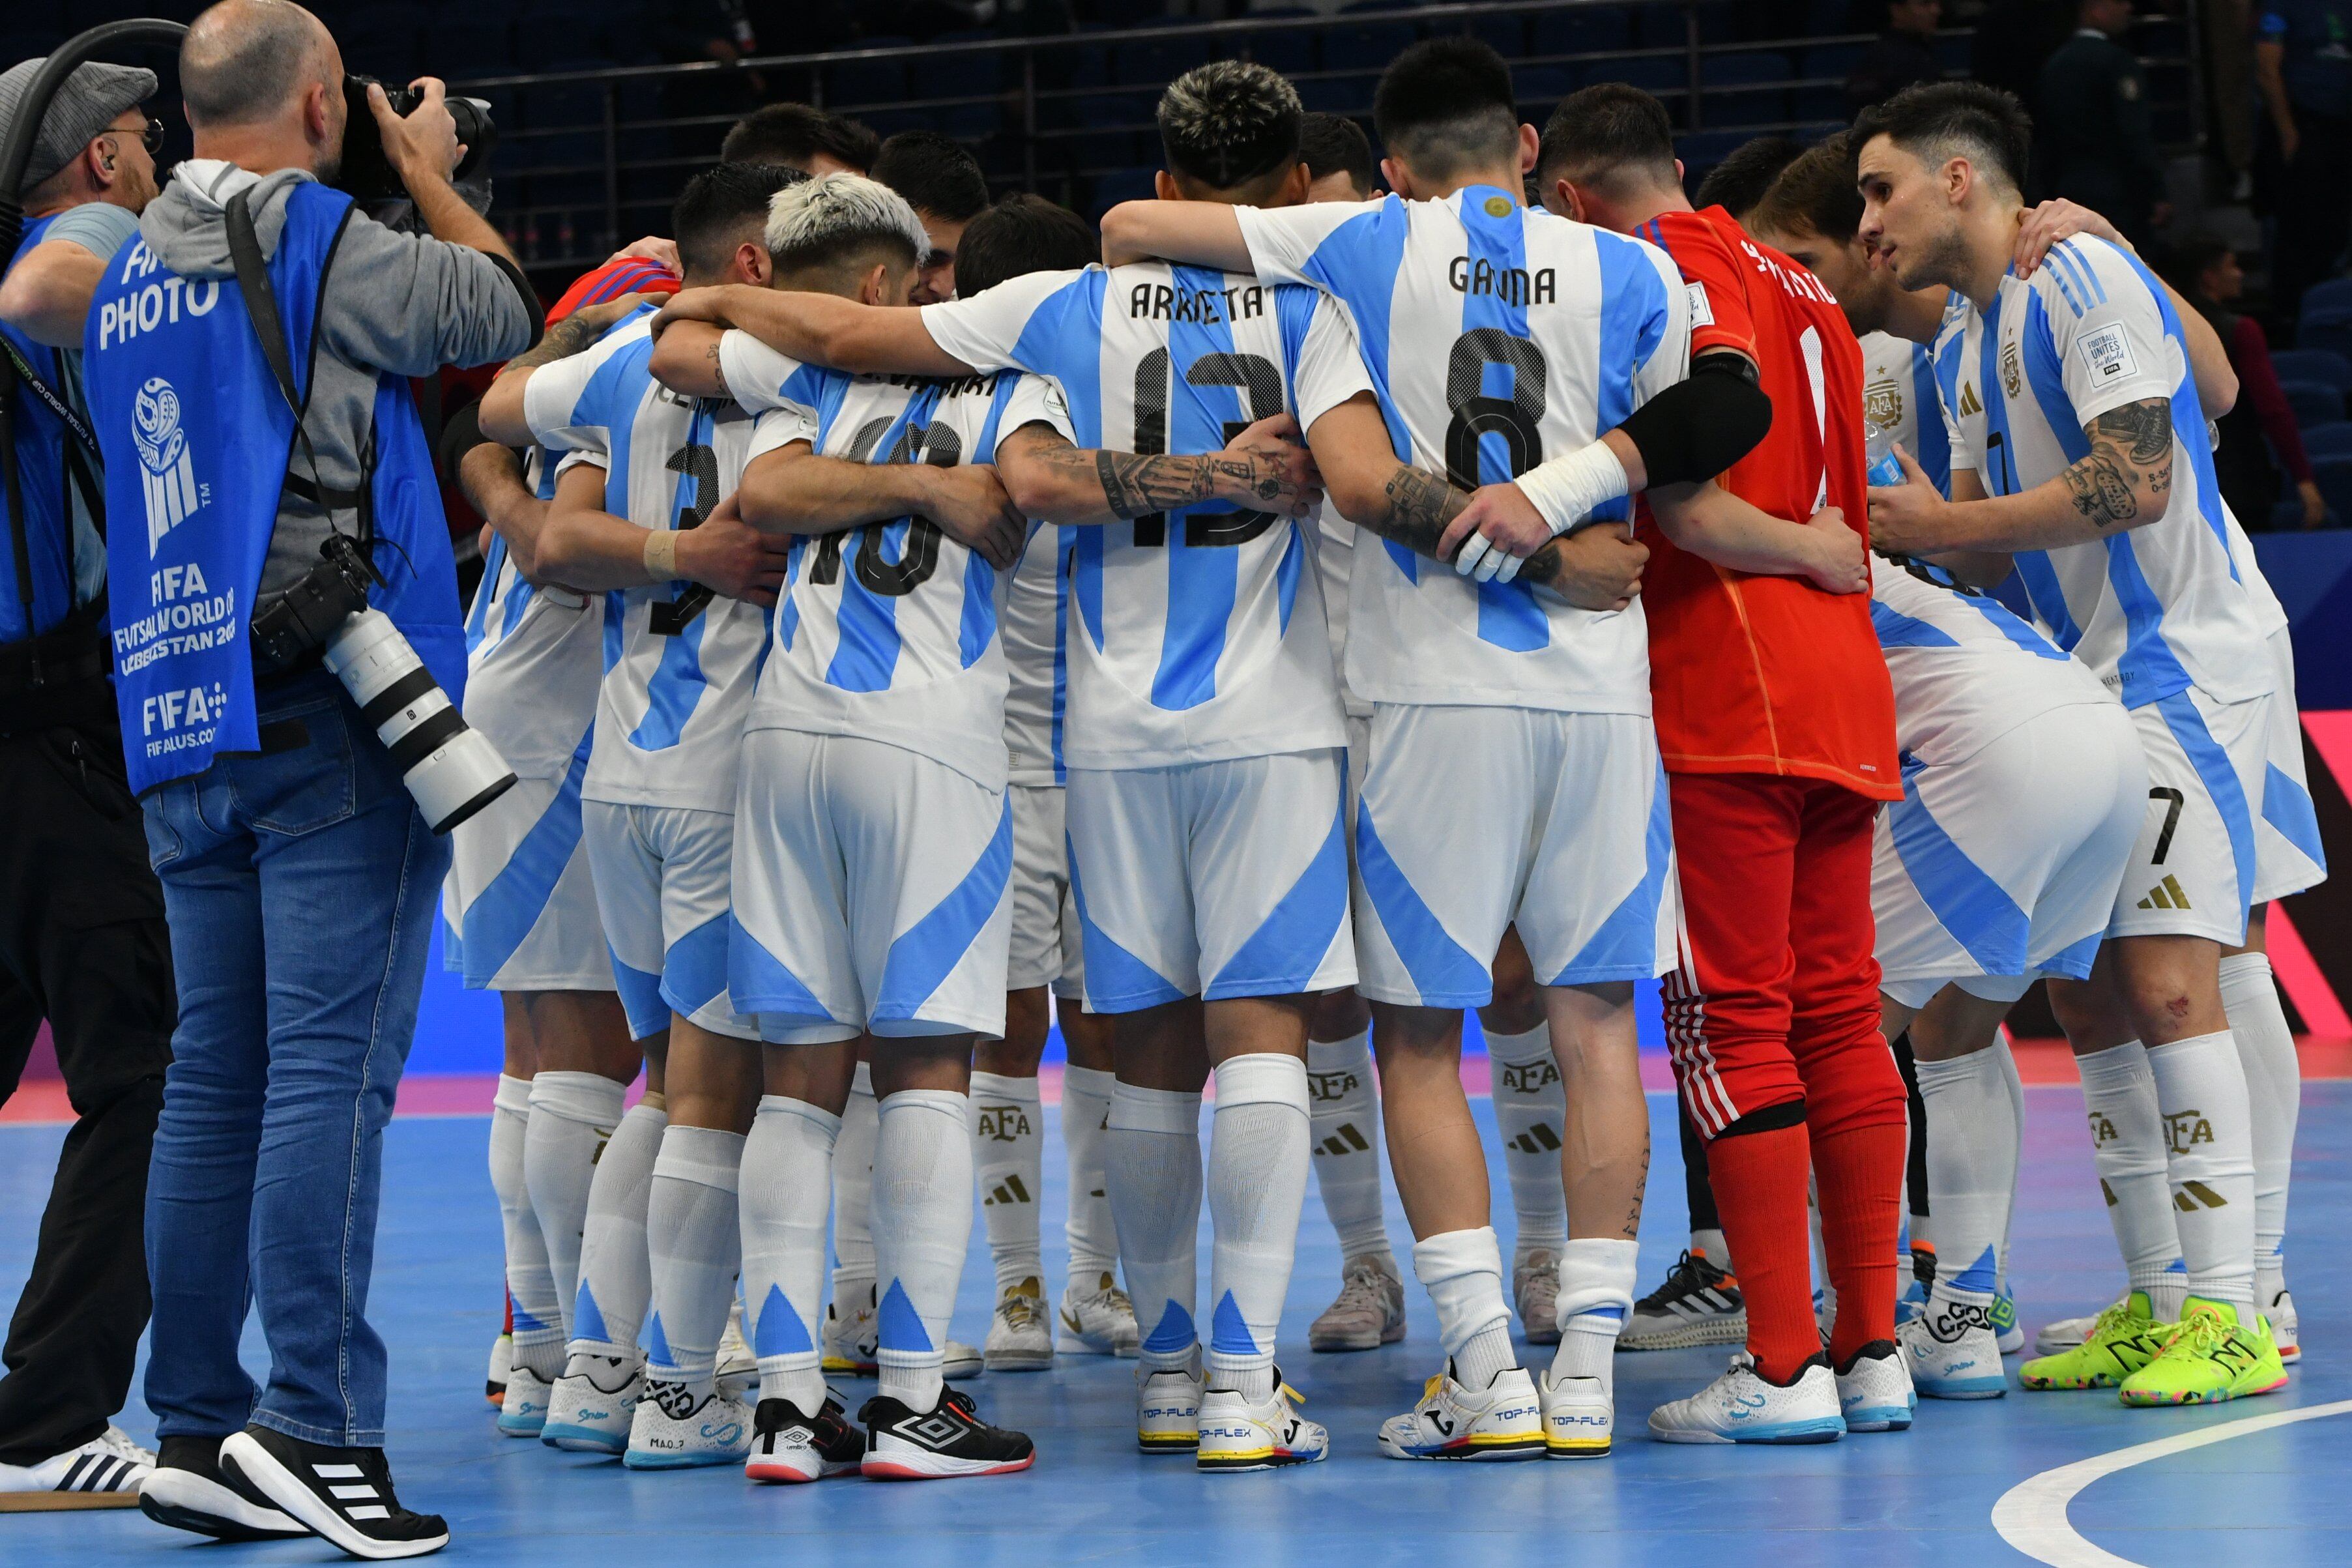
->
xmin=107 ymin=117 xmax=165 ymax=156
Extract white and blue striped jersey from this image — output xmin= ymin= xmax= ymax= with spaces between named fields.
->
xmin=524 ymin=310 xmax=768 ymax=813
xmin=459 ymin=448 xmax=607 ymax=780
xmin=1232 ymin=188 xmax=1691 ymax=716
xmin=724 ymin=331 xmax=1071 ymax=791
xmin=1861 ymin=329 xmax=1951 ymax=496
xmin=1930 ymin=236 xmax=2271 ymax=710
xmin=919 ymin=262 xmax=1365 ymax=770
xmin=1002 ymin=524 xmax=1072 ymax=786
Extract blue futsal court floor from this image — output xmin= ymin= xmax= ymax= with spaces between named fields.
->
xmin=5 ymin=1082 xmax=2348 ymax=1565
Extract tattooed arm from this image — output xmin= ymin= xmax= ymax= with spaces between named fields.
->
xmin=993 ymin=414 xmax=1322 ymax=527
xmin=1867 ymin=396 xmax=2177 ymax=556
xmin=476 ymin=292 xmax=647 ymax=444
xmin=1307 ymin=396 xmax=1648 ymax=612
xmin=648 ymin=320 xmax=728 ymax=398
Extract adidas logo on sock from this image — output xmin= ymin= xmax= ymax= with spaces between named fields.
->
xmin=1509 ymin=1124 xmax=1562 ymax=1155
xmin=2173 ymin=1180 xmax=2230 ymax=1211
xmin=2136 ymin=875 xmax=2192 ymax=910
xmin=1316 ymin=1122 xmax=1372 ymax=1158
xmin=983 ymin=1175 xmax=1032 ymax=1207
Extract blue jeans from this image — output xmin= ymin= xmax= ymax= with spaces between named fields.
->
xmin=139 ymin=671 xmax=450 ymax=1446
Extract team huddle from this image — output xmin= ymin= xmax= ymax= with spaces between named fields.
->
xmin=443 ymin=39 xmax=2325 ymax=1484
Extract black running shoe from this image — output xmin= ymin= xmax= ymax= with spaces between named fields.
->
xmin=139 ymin=1434 xmax=308 ymax=1541
xmin=858 ymin=1387 xmax=1034 ymax=1479
xmin=218 ymin=1427 xmax=448 ymax=1560
xmin=1620 ymin=1250 xmax=1747 ymax=1352
xmin=744 ymin=1395 xmax=865 ymax=1483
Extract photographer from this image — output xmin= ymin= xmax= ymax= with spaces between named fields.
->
xmin=0 ymin=55 xmax=175 ymax=1511
xmin=78 ymin=0 xmax=536 ymax=1555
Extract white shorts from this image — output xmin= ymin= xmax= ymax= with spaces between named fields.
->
xmin=1342 ymin=712 xmax=1371 ymax=843
xmin=1008 ymin=783 xmax=1083 ymax=998
xmin=441 ymin=755 xmax=614 ymax=993
xmin=729 ymin=731 xmax=1012 ymax=1045
xmin=1874 ymin=701 xmax=2145 ymax=1010
xmin=2106 ymin=688 xmax=2271 ymax=946
xmin=1066 ymin=749 xmax=1356 ymax=1013
xmin=2252 ymin=626 xmax=2326 ymax=903
xmin=1352 ymin=704 xmax=1676 ymax=1008
xmin=581 ymin=798 xmax=757 ymax=1041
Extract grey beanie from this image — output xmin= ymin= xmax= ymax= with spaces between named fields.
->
xmin=0 ymin=56 xmax=159 ymax=195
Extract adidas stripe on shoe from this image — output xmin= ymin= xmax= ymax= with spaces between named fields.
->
xmin=0 ymin=1427 xmax=152 ymax=1512
xmin=1619 ymin=1251 xmax=1747 ymax=1352
xmin=218 ymin=1427 xmax=448 ymax=1561
xmin=138 ymin=1434 xmax=306 ymax=1541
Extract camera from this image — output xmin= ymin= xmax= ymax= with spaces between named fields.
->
xmin=336 ymin=74 xmax=497 ymax=202
xmin=254 ymin=534 xmax=517 ymax=834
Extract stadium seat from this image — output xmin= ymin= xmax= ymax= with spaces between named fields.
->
xmin=1639 ymin=1 xmax=1735 ymax=47
xmin=1298 ymin=78 xmax=1366 ymax=116
xmin=1324 ymin=12 xmax=1421 ymax=77
xmin=1113 ymin=35 xmax=1212 ymax=87
xmin=1679 ymin=127 xmax=1753 ymax=177
xmin=1469 ymin=13 xmax=1528 ymax=59
xmin=2300 ymin=277 xmax=2352 ymax=324
xmin=2301 ymin=420 xmax=2352 ymax=457
xmin=1699 ymin=50 xmax=1793 ymax=126
xmin=2312 ymin=454 xmax=2352 ymax=522
xmin=2282 ymin=379 xmax=2346 ymax=429
xmin=1089 ymin=166 xmax=1157 ymax=218
xmin=1243 ymin=8 xmax=1320 ymax=76
xmin=1517 ymin=65 xmax=1577 ymax=116
xmin=340 ymin=5 xmax=428 ymax=84
xmin=1587 ymin=54 xmax=1690 ymax=121
xmin=2272 ymin=348 xmax=2352 ymax=393
xmin=1530 ymin=6 xmax=1633 ymax=61
xmin=911 ymin=27 xmax=1004 ymax=100
xmin=825 ymin=44 xmax=907 ymax=117
xmin=2297 ymin=314 xmax=2352 ymax=364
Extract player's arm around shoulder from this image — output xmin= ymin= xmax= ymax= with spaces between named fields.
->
xmin=476 ymin=291 xmax=646 ymax=445
xmin=653 ymin=283 xmax=970 ymax=377
xmin=993 ymin=413 xmax=1322 ymax=529
xmin=739 ymin=435 xmax=1025 ymax=572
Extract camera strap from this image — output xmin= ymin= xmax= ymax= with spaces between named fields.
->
xmin=0 ymin=338 xmax=108 ymax=543
xmin=225 ymin=188 xmax=373 ymax=544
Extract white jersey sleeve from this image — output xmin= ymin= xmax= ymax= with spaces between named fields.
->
xmin=718 ymin=328 xmax=824 ymax=416
xmin=523 ymin=310 xmax=656 ymax=456
xmin=1234 ymin=199 xmax=1387 ymax=290
xmin=920 ymin=268 xmax=1095 ymax=379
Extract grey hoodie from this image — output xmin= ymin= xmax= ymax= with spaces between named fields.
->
xmin=139 ymin=160 xmax=532 ymax=598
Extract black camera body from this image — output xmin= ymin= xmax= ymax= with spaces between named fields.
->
xmin=250 ymin=532 xmax=383 ymax=675
xmin=336 ymin=74 xmax=497 ymax=202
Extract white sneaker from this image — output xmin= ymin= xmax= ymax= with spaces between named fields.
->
xmin=1378 ymin=1366 xmax=1545 ymax=1461
xmin=486 ymin=1329 xmax=512 ymax=1408
xmin=1056 ymin=1270 xmax=1140 ymax=1357
xmin=1196 ymin=1375 xmax=1328 ymax=1472
xmin=1136 ymin=1356 xmax=1205 ymax=1453
xmin=0 ymin=1427 xmax=152 ymax=1511
xmin=1514 ymin=1250 xmax=1561 ymax=1346
xmin=1538 ymin=1370 xmax=1614 ymax=1459
xmin=944 ymin=1339 xmax=984 ymax=1380
xmin=1899 ymin=1304 xmax=2008 ymax=1399
xmin=1648 ymin=1354 xmax=1846 ymax=1444
xmin=984 ymin=1277 xmax=1054 ymax=1372
xmin=716 ymin=1301 xmax=757 ymax=1401
xmin=823 ymin=1277 xmax=878 ymax=1375
xmin=2034 ymin=1306 xmax=2108 ymax=1356
xmin=1835 ymin=1341 xmax=1916 ymax=1430
xmin=495 ymin=1365 xmax=550 ymax=1438
xmin=1308 ymin=1253 xmax=1407 ymax=1352
xmin=2271 ymin=1290 xmax=2301 ymax=1365
xmin=542 ymin=1352 xmax=643 ymax=1453
xmin=620 ymin=1379 xmax=755 ymax=1470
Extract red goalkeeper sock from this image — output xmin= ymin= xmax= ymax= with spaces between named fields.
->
xmin=1703 ymin=1118 xmax=1818 ymax=1384
xmin=1812 ymin=1118 xmax=1908 ymax=1367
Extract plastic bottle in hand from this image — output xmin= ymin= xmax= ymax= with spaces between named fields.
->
xmin=1864 ymin=419 xmax=1905 ymax=487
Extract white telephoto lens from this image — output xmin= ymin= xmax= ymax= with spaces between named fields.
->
xmin=324 ymin=609 xmax=517 ymax=833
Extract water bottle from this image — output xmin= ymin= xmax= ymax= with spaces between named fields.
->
xmin=1865 ymin=418 xmax=1905 ymax=487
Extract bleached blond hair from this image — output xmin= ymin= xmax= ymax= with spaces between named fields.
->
xmin=764 ymin=171 xmax=930 ymax=276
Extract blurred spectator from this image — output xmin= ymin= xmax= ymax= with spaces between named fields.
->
xmin=2175 ymin=231 xmax=2331 ymax=529
xmin=2038 ymin=0 xmax=2169 ymax=250
xmin=2254 ymin=0 xmax=2352 ymax=330
xmin=1970 ymin=0 xmax=2076 ymax=124
xmin=1846 ymin=0 xmax=1947 ymax=116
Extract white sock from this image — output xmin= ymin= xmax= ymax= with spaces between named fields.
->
xmin=1914 ymin=1048 xmax=2016 ymax=1309
xmin=571 ymin=1094 xmax=665 ymax=1363
xmin=1105 ymin=1081 xmax=1202 ymax=1373
xmin=1485 ymin=1024 xmax=1569 ymax=1262
xmin=872 ymin=1089 xmax=975 ymax=1413
xmin=1996 ymin=1034 xmax=2025 ymax=1286
xmin=1307 ymin=1031 xmax=1393 ymax=1265
xmin=2075 ymin=1041 xmax=2187 ymax=1319
xmin=970 ymin=1071 xmax=1045 ymax=1294
xmin=2145 ymin=1030 xmax=2258 ymax=1313
xmin=1060 ymin=1063 xmax=1120 ymax=1285
xmin=741 ymin=1095 xmax=837 ymax=1414
xmin=832 ymin=1062 xmax=877 ymax=1294
xmin=1552 ymin=1236 xmax=1638 ymax=1385
xmin=2220 ymin=952 xmax=2299 ymax=1306
xmin=1204 ymin=1054 xmax=1310 ymax=1403
xmin=644 ymin=1125 xmax=745 ymax=1389
xmin=492 ymin=1074 xmax=563 ymax=1380
xmin=525 ymin=1071 xmax=627 ymax=1342
xmin=1413 ymin=1227 xmax=1515 ymax=1390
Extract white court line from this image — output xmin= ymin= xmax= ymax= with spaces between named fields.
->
xmin=1992 ymin=1397 xmax=2352 ymax=1567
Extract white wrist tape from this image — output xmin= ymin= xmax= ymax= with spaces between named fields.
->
xmin=1514 ymin=439 xmax=1631 ymax=537
xmin=643 ymin=529 xmax=679 ymax=579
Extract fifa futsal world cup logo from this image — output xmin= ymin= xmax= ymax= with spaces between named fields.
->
xmin=133 ymin=375 xmax=199 ymax=556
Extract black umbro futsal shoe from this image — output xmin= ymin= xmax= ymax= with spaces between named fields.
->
xmin=219 ymin=1426 xmax=448 ymax=1560
xmin=139 ymin=1434 xmax=307 ymax=1541
xmin=858 ymin=1387 xmax=1034 ymax=1479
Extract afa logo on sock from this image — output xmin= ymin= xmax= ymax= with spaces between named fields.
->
xmin=975 ymin=1103 xmax=1033 ymax=1142
xmin=2164 ymin=1109 xmax=2215 ymax=1154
